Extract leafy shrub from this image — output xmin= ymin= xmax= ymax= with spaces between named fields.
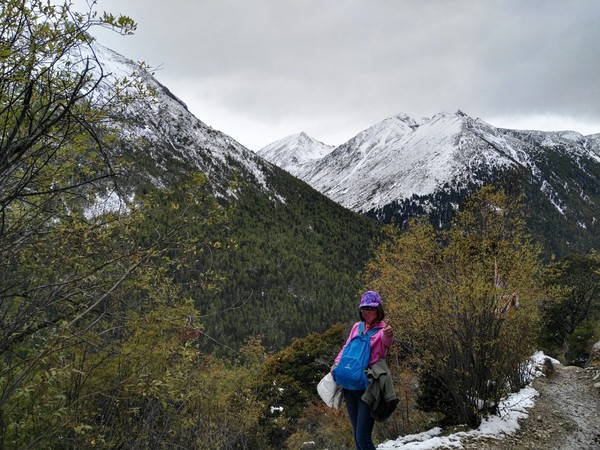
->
xmin=364 ymin=187 xmax=544 ymax=427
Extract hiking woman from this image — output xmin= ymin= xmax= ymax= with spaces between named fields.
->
xmin=333 ymin=291 xmax=393 ymax=450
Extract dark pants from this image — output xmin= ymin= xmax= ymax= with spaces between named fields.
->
xmin=343 ymin=389 xmax=375 ymax=450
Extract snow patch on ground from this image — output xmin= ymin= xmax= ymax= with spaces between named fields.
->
xmin=377 ymin=352 xmax=559 ymax=449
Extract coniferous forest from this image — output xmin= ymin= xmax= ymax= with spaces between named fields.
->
xmin=1 ymin=2 xmax=599 ymax=449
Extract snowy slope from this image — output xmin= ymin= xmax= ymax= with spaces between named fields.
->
xmin=257 ymin=132 xmax=334 ymax=174
xmin=88 ymin=43 xmax=278 ymax=199
xmin=264 ymin=111 xmax=600 ymax=215
xmin=304 ymin=111 xmax=514 ymax=211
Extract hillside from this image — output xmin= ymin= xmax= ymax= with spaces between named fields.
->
xmin=93 ymin=45 xmax=382 ymax=350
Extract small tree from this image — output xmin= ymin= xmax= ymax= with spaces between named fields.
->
xmin=364 ymin=186 xmax=543 ymax=427
xmin=0 ymin=0 xmax=142 ymax=418
xmin=0 ymin=0 xmax=136 ymax=210
xmin=257 ymin=323 xmax=347 ymax=448
xmin=541 ymin=252 xmax=600 ymax=364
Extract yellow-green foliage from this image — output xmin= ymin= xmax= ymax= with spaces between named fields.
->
xmin=285 ymin=403 xmax=353 ymax=449
xmin=0 ymin=168 xmax=259 ymax=448
xmin=364 ymin=187 xmax=544 ymax=427
xmin=2 ymin=294 xmax=267 ymax=449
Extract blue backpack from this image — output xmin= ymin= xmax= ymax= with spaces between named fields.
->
xmin=333 ymin=322 xmax=382 ymax=390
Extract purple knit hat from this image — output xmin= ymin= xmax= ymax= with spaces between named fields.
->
xmin=359 ymin=291 xmax=382 ymax=308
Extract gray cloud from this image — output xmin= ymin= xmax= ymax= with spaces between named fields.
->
xmin=89 ymin=0 xmax=600 ymax=149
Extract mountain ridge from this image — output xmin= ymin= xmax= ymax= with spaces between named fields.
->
xmin=257 ymin=111 xmax=600 ymax=256
xmin=88 ymin=44 xmax=280 ymax=200
xmin=258 ymin=111 xmax=600 ymax=212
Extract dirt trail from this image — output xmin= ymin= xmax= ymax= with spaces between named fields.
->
xmin=461 ymin=364 xmax=600 ymax=449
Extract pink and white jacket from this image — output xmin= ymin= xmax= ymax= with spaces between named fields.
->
xmin=334 ymin=321 xmax=393 ymax=368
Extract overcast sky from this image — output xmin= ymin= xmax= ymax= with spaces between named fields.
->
xmin=85 ymin=0 xmax=600 ymax=150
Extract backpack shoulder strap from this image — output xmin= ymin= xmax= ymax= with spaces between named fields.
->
xmin=361 ymin=323 xmax=382 ymax=337
xmin=367 ymin=327 xmax=383 ymax=337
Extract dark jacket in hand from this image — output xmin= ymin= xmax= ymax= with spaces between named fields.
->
xmin=361 ymin=359 xmax=399 ymax=422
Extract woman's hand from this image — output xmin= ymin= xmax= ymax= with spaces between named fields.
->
xmin=384 ymin=322 xmax=393 ymax=338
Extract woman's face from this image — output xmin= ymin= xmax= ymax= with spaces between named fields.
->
xmin=360 ymin=307 xmax=378 ymax=324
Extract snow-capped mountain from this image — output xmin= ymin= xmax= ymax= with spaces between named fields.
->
xmin=261 ymin=111 xmax=600 ymax=214
xmin=305 ymin=111 xmax=488 ymax=212
xmin=89 ymin=43 xmax=280 ymax=201
xmin=94 ymin=39 xmax=600 ymax=260
xmin=260 ymin=111 xmax=600 ymax=256
xmin=256 ymin=132 xmax=334 ymax=174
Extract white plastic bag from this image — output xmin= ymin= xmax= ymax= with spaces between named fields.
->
xmin=317 ymin=372 xmax=343 ymax=409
